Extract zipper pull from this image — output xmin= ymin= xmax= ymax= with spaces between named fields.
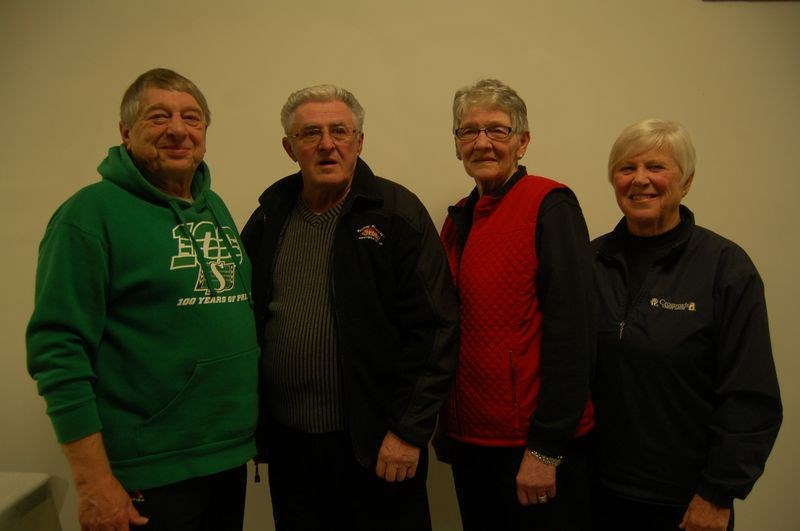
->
xmin=618 ymin=321 xmax=625 ymax=340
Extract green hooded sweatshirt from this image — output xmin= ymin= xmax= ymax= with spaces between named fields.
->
xmin=26 ymin=146 xmax=259 ymax=490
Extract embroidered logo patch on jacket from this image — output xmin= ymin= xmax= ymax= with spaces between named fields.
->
xmin=650 ymin=297 xmax=696 ymax=311
xmin=356 ymin=224 xmax=384 ymax=245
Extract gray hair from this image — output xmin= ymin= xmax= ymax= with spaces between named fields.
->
xmin=120 ymin=68 xmax=211 ymax=128
xmin=608 ymin=119 xmax=696 ymax=185
xmin=280 ymin=84 xmax=365 ymax=134
xmin=452 ymin=78 xmax=529 ymax=133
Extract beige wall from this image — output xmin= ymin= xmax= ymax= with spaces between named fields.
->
xmin=2 ymin=1 xmax=798 ymax=529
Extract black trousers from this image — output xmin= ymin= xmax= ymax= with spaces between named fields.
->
xmin=267 ymin=422 xmax=432 ymax=531
xmin=449 ymin=436 xmax=590 ymax=531
xmin=130 ymin=464 xmax=247 ymax=531
xmin=590 ymin=486 xmax=735 ymax=531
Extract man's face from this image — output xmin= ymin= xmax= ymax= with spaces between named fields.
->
xmin=282 ymin=100 xmax=363 ymax=193
xmin=120 ymin=87 xmax=207 ymax=183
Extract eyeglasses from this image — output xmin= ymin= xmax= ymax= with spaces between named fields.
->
xmin=454 ymin=126 xmax=514 ymax=142
xmin=289 ymin=125 xmax=359 ymax=146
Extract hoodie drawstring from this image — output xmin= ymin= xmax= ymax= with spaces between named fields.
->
xmin=168 ymin=200 xmax=221 ymax=297
xmin=167 ymin=199 xmax=254 ymax=307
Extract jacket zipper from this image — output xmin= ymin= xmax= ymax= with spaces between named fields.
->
xmin=618 ymin=266 xmax=656 ymax=341
xmin=454 ymin=371 xmax=463 ymax=437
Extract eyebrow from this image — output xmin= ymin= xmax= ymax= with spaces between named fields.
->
xmin=458 ymin=121 xmax=511 ymax=128
xmin=142 ymin=103 xmax=203 ymax=115
xmin=299 ymin=121 xmax=350 ymax=129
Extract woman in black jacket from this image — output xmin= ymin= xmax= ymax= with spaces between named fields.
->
xmin=590 ymin=119 xmax=782 ymax=531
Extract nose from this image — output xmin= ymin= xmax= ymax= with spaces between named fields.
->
xmin=317 ymin=129 xmax=336 ymax=150
xmin=473 ymin=129 xmax=493 ymax=148
xmin=631 ymin=166 xmax=649 ymax=185
xmin=166 ymin=113 xmax=188 ymax=136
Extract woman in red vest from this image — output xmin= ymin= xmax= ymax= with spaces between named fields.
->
xmin=436 ymin=78 xmax=595 ymax=531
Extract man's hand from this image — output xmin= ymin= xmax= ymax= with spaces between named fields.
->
xmin=374 ymin=430 xmax=420 ymax=483
xmin=516 ymin=450 xmax=557 ymax=506
xmin=63 ymin=433 xmax=148 ymax=530
xmin=679 ymin=493 xmax=730 ymax=531
xmin=76 ymin=473 xmax=148 ymax=531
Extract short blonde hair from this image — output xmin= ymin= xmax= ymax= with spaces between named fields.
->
xmin=608 ymin=119 xmax=696 ymax=185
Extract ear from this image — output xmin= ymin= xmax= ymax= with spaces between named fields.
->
xmin=515 ymin=131 xmax=531 ymax=159
xmin=282 ymin=137 xmax=297 ymax=162
xmin=682 ymin=172 xmax=695 ymax=197
xmin=119 ymin=121 xmax=131 ymax=148
xmin=455 ymin=138 xmax=462 ymax=160
xmin=355 ymin=131 xmax=364 ymax=156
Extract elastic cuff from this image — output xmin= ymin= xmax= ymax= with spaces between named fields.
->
xmin=526 ymin=434 xmax=564 ymax=459
xmin=50 ymin=401 xmax=102 ymax=443
xmin=695 ymin=483 xmax=734 ymax=509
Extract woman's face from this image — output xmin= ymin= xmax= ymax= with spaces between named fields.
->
xmin=455 ymin=106 xmax=529 ymax=195
xmin=612 ymin=147 xmax=692 ymax=236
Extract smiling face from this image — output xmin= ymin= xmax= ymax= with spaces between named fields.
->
xmin=120 ymin=87 xmax=207 ymax=186
xmin=455 ymin=106 xmax=529 ymax=195
xmin=612 ymin=148 xmax=692 ymax=236
xmin=283 ymin=100 xmax=364 ymax=195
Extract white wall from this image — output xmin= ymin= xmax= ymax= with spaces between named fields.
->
xmin=1 ymin=1 xmax=798 ymax=529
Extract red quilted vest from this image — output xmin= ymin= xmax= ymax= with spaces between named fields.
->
xmin=439 ymin=175 xmax=593 ymax=446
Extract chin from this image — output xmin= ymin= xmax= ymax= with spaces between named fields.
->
xmin=473 ymin=171 xmax=504 ymax=182
xmin=312 ymin=174 xmax=349 ymax=188
xmin=627 ymin=213 xmax=657 ymax=225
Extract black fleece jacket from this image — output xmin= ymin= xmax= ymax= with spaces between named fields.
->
xmin=241 ymin=158 xmax=459 ymax=467
xmin=590 ymin=206 xmax=782 ymax=508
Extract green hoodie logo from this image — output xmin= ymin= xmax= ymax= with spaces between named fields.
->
xmin=170 ymin=221 xmax=242 ymax=295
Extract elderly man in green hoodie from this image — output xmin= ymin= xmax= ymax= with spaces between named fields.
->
xmin=27 ymin=68 xmax=259 ymax=531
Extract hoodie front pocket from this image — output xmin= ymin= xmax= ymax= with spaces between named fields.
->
xmin=135 ymin=347 xmax=259 ymax=456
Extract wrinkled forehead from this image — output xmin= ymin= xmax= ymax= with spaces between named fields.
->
xmin=458 ymin=104 xmax=512 ymax=125
xmin=291 ymin=99 xmax=355 ymax=128
xmin=135 ymin=88 xmax=204 ymax=121
xmin=142 ymin=87 xmax=199 ymax=105
xmin=619 ymin=137 xmax=672 ymax=164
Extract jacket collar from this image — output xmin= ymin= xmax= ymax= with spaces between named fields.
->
xmin=258 ymin=157 xmax=381 ymax=214
xmin=341 ymin=158 xmax=383 ymax=213
xmin=598 ymin=204 xmax=695 ymax=267
xmin=447 ymin=165 xmax=528 ymax=253
xmin=448 ymin=165 xmax=528 ymax=212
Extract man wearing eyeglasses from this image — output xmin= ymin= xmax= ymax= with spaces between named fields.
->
xmin=241 ymin=85 xmax=459 ymax=531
